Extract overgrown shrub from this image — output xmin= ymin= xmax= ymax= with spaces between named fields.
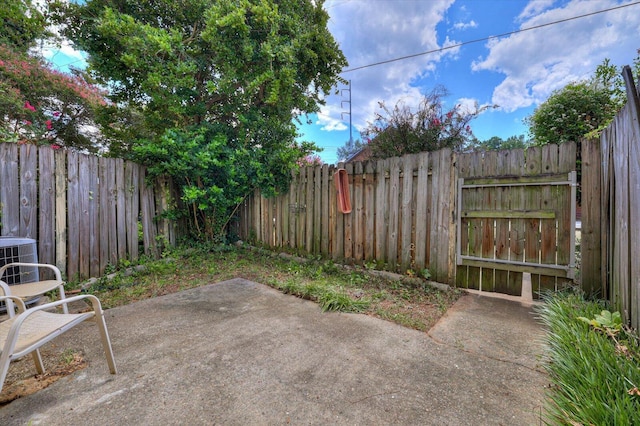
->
xmin=538 ymin=293 xmax=640 ymax=425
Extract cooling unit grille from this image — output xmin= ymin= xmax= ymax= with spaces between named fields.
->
xmin=0 ymin=237 xmax=39 ymax=284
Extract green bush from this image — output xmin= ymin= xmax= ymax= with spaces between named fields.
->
xmin=538 ymin=293 xmax=640 ymax=425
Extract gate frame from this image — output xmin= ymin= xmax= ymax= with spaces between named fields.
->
xmin=456 ymin=171 xmax=577 ymax=285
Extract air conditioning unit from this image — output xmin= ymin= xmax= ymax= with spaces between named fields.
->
xmin=0 ymin=237 xmax=40 ymax=284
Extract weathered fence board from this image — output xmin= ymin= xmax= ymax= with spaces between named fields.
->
xmin=0 ymin=144 xmax=19 ymax=236
xmin=38 ymin=147 xmax=55 ymax=267
xmin=587 ymin=67 xmax=640 ymax=329
xmin=67 ymin=150 xmax=79 ymax=279
xmin=19 ymin=144 xmax=37 ymax=239
xmin=0 ymin=143 xmax=176 ymax=280
xmin=242 ymin=150 xmax=458 ymax=284
xmin=54 ymin=149 xmax=66 ymax=274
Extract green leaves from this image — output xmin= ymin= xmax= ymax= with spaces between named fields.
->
xmin=538 ymin=293 xmax=640 ymax=425
xmin=58 ymin=0 xmax=343 ymax=240
xmin=528 ymin=53 xmax=640 ymax=147
xmin=0 ymin=0 xmax=49 ymax=52
xmin=361 ymin=86 xmax=494 ymax=158
xmin=578 ymin=310 xmax=623 ymax=334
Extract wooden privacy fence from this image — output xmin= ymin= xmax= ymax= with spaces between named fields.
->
xmin=582 ymin=66 xmax=640 ymax=329
xmin=238 ymin=143 xmax=577 ymax=292
xmin=456 ymin=144 xmax=576 ymax=297
xmin=0 ymin=143 xmax=177 ymax=280
xmin=238 ymin=149 xmax=457 ymax=283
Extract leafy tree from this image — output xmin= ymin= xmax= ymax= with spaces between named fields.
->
xmin=337 ymin=138 xmax=367 ymax=161
xmin=475 ymin=135 xmax=531 ymax=151
xmin=527 ymin=82 xmax=615 ymax=146
xmin=55 ymin=0 xmax=347 ymax=240
xmin=528 ymin=52 xmax=640 ymax=146
xmin=0 ymin=0 xmax=49 ymax=52
xmin=362 ymin=86 xmax=493 ymax=159
xmin=0 ymin=44 xmax=107 ymax=150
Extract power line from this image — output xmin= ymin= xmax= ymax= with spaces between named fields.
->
xmin=342 ymin=1 xmax=640 ymax=73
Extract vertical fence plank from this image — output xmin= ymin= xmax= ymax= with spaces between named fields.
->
xmin=539 ymin=144 xmax=559 ymax=293
xmin=282 ymin=181 xmax=290 ymax=248
xmin=297 ymin=168 xmax=306 ymax=250
xmin=140 ymin=167 xmax=158 ymax=257
xmin=353 ymin=161 xmax=364 ymax=263
xmin=66 ymin=151 xmax=79 ymax=279
xmin=275 ymin=192 xmax=283 ymax=248
xmin=507 ymin=149 xmax=525 ymax=295
xmin=455 ymin=153 xmax=471 ymax=288
xmin=78 ymin=154 xmax=91 ymax=278
xmin=493 ymin=150 xmax=510 ymax=293
xmin=343 ymin=162 xmax=354 ymax=262
xmin=289 ymin=169 xmax=297 ymax=249
xmin=600 ymin=126 xmax=613 ymax=299
xmin=400 ymin=155 xmax=416 ymax=272
xmin=38 ymin=147 xmax=55 ymax=266
xmin=435 ymin=149 xmax=454 ymax=283
xmin=54 ymin=149 xmax=67 ymax=276
xmin=128 ymin=162 xmax=140 ymax=261
xmin=611 ymin=111 xmax=629 ymax=316
xmin=414 ymin=152 xmax=429 ymax=270
xmin=88 ymin=156 xmax=100 ymax=277
xmin=115 ymin=159 xmax=127 ymax=261
xmin=328 ymin=165 xmax=337 ymax=258
xmin=480 ymin=150 xmax=497 ymax=292
xmin=524 ymin=147 xmax=542 ymax=296
xmin=154 ymin=176 xmax=171 ymax=250
xmin=305 ymin=166 xmax=314 ymax=253
xmin=364 ymin=161 xmax=376 ymax=262
xmin=465 ymin=152 xmax=482 ymax=290
xmin=0 ymin=144 xmax=19 ymax=236
xmin=19 ymin=144 xmax=37 ymax=239
xmin=321 ymin=164 xmax=330 ymax=255
xmin=387 ymin=157 xmax=401 ymax=271
xmin=557 ymin=142 xmax=577 ymax=292
xmin=375 ymin=158 xmax=388 ymax=264
xmin=581 ymin=139 xmax=602 ymax=296
xmin=313 ymin=165 xmax=322 ymax=253
xmin=98 ymin=157 xmax=110 ymax=273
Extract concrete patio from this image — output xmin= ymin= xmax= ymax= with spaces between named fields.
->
xmin=0 ymin=278 xmax=548 ymax=425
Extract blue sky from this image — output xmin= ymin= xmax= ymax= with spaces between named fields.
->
xmin=296 ymin=0 xmax=640 ymax=163
xmin=40 ymin=0 xmax=640 ymax=164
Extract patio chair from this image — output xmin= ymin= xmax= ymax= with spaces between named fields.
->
xmin=0 ymin=294 xmax=117 ymax=393
xmin=0 ymin=263 xmax=68 ymax=314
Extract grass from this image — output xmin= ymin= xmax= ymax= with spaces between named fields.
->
xmin=71 ymin=243 xmax=462 ymax=332
xmin=537 ymin=292 xmax=640 ymax=425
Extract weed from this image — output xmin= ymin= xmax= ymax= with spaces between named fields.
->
xmin=420 ymin=268 xmax=431 ymax=280
xmin=60 ymin=349 xmax=78 ymax=365
xmin=317 ymin=289 xmax=370 ymax=312
xmin=79 ymin=243 xmax=460 ymax=331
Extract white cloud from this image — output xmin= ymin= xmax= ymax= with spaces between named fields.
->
xmin=473 ymin=0 xmax=640 ymax=112
xmin=453 ymin=20 xmax=478 ymax=30
xmin=456 ymin=97 xmax=479 ymax=114
xmin=517 ymin=0 xmax=557 ymax=20
xmin=323 ymin=0 xmax=456 ymax=132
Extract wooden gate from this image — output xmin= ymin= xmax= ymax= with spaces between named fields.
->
xmin=455 ymin=146 xmax=577 ymax=298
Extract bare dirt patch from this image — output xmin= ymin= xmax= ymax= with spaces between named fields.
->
xmin=0 ymin=346 xmax=86 ymax=406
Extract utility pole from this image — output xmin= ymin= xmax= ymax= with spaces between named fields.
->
xmin=341 ymin=80 xmax=353 ymax=143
